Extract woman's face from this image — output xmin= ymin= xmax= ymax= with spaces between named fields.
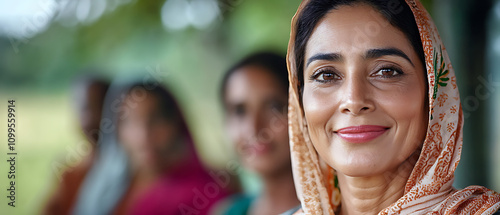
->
xmin=302 ymin=4 xmax=428 ymax=177
xmin=118 ymin=89 xmax=179 ymax=167
xmin=224 ymin=65 xmax=290 ymax=176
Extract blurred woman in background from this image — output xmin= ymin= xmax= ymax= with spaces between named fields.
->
xmin=73 ymin=79 xmax=231 ymax=215
xmin=221 ymin=52 xmax=300 ymax=215
xmin=44 ymin=75 xmax=109 ymax=215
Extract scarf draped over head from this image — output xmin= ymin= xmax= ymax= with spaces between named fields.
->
xmin=286 ymin=0 xmax=500 ymax=214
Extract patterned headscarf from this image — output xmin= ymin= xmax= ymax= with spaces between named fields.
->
xmin=286 ymin=0 xmax=500 ymax=214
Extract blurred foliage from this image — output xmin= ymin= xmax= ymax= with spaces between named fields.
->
xmin=0 ymin=0 xmax=300 ymax=214
xmin=0 ymin=0 xmax=297 ymax=90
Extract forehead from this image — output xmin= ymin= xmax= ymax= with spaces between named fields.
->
xmin=124 ymin=90 xmax=160 ymax=109
xmin=225 ymin=65 xmax=286 ymax=103
xmin=305 ymin=3 xmax=414 ymax=58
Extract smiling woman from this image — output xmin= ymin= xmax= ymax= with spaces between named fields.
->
xmin=221 ymin=52 xmax=300 ymax=215
xmin=286 ymin=0 xmax=500 ymax=214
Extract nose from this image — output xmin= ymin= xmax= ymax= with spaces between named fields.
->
xmin=138 ymin=123 xmax=151 ymax=146
xmin=338 ymin=75 xmax=375 ymax=115
xmin=247 ymin=112 xmax=263 ymax=136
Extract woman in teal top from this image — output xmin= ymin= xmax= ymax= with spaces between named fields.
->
xmin=220 ymin=52 xmax=300 ymax=215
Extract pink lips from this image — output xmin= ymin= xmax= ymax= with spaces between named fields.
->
xmin=335 ymin=125 xmax=389 ymax=143
xmin=246 ymin=142 xmax=272 ymax=156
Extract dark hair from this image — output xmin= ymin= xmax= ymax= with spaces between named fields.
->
xmin=220 ymin=52 xmax=289 ymax=105
xmin=125 ymin=82 xmax=183 ymax=122
xmin=294 ymin=0 xmax=425 ymax=90
xmin=73 ymin=74 xmax=110 ymax=95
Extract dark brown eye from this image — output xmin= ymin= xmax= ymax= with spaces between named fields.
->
xmin=311 ymin=69 xmax=341 ymax=83
xmin=372 ymin=68 xmax=403 ymax=78
xmin=321 ymin=73 xmax=337 ymax=80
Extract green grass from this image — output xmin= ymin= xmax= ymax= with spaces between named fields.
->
xmin=0 ymin=92 xmax=84 ymax=215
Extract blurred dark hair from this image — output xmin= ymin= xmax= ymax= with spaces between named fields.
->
xmin=220 ymin=51 xmax=289 ymax=105
xmin=124 ymin=81 xmax=184 ymax=123
xmin=294 ymin=0 xmax=425 ymax=90
xmin=72 ymin=74 xmax=110 ymax=96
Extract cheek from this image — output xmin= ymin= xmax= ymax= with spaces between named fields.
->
xmin=302 ymin=87 xmax=338 ymax=147
xmin=268 ymin=112 xmax=288 ymax=139
xmin=383 ymin=83 xmax=426 ymax=126
xmin=276 ymin=125 xmax=289 ymax=146
xmin=226 ymin=119 xmax=246 ymax=153
xmin=379 ymin=83 xmax=427 ymax=152
xmin=229 ymin=123 xmax=241 ymax=142
xmin=382 ymin=92 xmax=422 ymax=120
xmin=118 ymin=126 xmax=139 ymax=151
xmin=272 ymin=116 xmax=290 ymax=154
xmin=151 ymin=125 xmax=173 ymax=147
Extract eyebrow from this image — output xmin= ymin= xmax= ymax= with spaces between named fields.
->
xmin=306 ymin=53 xmax=343 ymax=67
xmin=306 ymin=48 xmax=414 ymax=68
xmin=365 ymin=48 xmax=414 ymax=67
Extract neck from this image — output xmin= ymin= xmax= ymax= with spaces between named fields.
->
xmin=250 ymin=167 xmax=299 ymax=215
xmin=337 ymin=155 xmax=417 ymax=215
xmin=131 ymin=136 xmax=189 ymax=179
xmin=133 ymin=163 xmax=162 ymax=183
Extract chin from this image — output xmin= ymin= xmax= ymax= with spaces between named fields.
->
xmin=245 ymin=161 xmax=277 ymax=176
xmin=323 ymin=137 xmax=400 ymax=175
xmin=329 ymin=151 xmax=392 ymax=177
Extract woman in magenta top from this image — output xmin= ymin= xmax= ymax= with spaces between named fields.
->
xmin=74 ymin=79 xmax=232 ymax=215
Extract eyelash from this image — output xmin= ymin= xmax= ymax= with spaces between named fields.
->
xmin=371 ymin=66 xmax=404 ymax=78
xmin=309 ymin=66 xmax=404 ymax=83
xmin=309 ymin=68 xmax=340 ymax=83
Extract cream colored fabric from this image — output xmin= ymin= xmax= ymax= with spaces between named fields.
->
xmin=286 ymin=0 xmax=500 ymax=214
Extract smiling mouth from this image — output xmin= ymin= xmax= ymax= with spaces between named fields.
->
xmin=242 ymin=142 xmax=272 ymax=155
xmin=334 ymin=125 xmax=389 ymax=143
